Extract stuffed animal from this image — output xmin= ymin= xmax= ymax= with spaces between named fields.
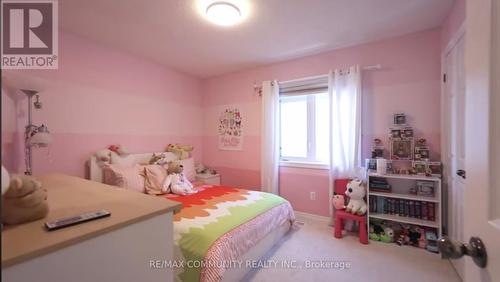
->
xmin=417 ymin=228 xmax=427 ymax=248
xmin=94 ymin=149 xmax=112 ymax=163
xmin=108 ymin=144 xmax=129 ymax=156
xmin=1 ymin=175 xmax=49 ymax=225
xmin=380 ymin=227 xmax=395 ymax=243
xmin=163 ymin=161 xmax=197 ymax=195
xmin=332 ymin=194 xmax=346 ymax=210
xmin=369 ymin=224 xmax=380 ymax=241
xmin=409 ymin=227 xmax=422 ymax=246
xmin=396 ymin=225 xmax=411 ymax=246
xmin=345 ymin=179 xmax=367 ymax=215
xmin=166 ymin=144 xmax=194 ymax=160
xmin=149 ymin=153 xmax=170 ymax=166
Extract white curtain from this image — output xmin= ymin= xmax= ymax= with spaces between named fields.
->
xmin=328 ymin=65 xmax=363 ymax=219
xmin=261 ymin=80 xmax=280 ymax=194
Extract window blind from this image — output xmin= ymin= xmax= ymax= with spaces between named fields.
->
xmin=279 ymin=75 xmax=328 ymax=96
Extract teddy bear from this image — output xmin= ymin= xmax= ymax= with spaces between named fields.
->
xmin=1 ymin=175 xmax=49 ymax=225
xmin=149 ymin=153 xmax=169 ymax=166
xmin=345 ymin=179 xmax=367 ymax=215
xmin=163 ymin=161 xmax=198 ymax=195
xmin=332 ymin=194 xmax=346 ymax=210
xmin=165 ymin=144 xmax=194 ymax=160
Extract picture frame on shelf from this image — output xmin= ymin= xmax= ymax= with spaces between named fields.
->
xmin=389 ymin=128 xmax=402 ymax=139
xmin=416 ymin=181 xmax=435 ymax=197
xmin=386 ymin=160 xmax=394 ymax=174
xmin=414 ymin=146 xmax=430 ymax=160
xmin=371 ymin=146 xmax=384 ymax=158
xmin=366 ymin=159 xmax=377 ymax=171
xmin=402 ymin=127 xmax=414 ymax=138
xmin=412 ymin=161 xmax=428 ymax=175
xmin=394 ymin=113 xmax=406 ymax=126
xmin=390 ymin=138 xmax=414 ymax=160
xmin=428 ymin=161 xmax=442 ymax=177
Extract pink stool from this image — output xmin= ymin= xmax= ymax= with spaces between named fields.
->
xmin=333 ymin=179 xmax=368 ymax=244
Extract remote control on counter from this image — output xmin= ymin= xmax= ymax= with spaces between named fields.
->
xmin=45 ymin=210 xmax=111 ymax=231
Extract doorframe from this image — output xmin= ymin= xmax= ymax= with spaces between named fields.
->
xmin=440 ymin=21 xmax=465 ymax=236
xmin=440 ymin=22 xmax=466 ymax=280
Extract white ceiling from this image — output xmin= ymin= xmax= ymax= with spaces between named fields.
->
xmin=59 ymin=0 xmax=454 ymax=78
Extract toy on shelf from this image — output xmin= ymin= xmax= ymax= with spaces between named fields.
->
xmin=369 ymin=221 xmax=394 ymax=243
xmin=371 ymin=138 xmax=384 ymax=159
xmin=425 ymin=230 xmax=439 ymax=253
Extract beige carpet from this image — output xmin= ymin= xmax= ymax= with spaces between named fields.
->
xmin=243 ymin=214 xmax=461 ymax=282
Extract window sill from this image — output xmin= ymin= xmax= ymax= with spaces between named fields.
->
xmin=279 ymin=161 xmax=329 ymax=170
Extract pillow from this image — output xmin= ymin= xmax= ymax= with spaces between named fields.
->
xmin=179 ymin=158 xmax=195 ymax=181
xmin=141 ymin=165 xmax=169 ymax=195
xmin=102 ymin=164 xmax=145 ymax=193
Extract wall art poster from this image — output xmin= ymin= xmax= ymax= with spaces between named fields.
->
xmin=218 ymin=108 xmax=243 ymax=151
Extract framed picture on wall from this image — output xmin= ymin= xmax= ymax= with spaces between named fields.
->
xmin=394 ymin=113 xmax=406 ymax=126
xmin=390 ymin=138 xmax=414 ymax=160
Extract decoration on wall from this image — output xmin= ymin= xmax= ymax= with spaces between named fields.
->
xmin=218 ymin=108 xmax=243 ymax=151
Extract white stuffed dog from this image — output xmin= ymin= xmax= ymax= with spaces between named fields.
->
xmin=345 ymin=179 xmax=367 ymax=215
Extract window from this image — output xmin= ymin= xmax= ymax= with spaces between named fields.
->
xmin=280 ymin=91 xmax=330 ymax=166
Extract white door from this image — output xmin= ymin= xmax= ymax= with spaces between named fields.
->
xmin=443 ymin=32 xmax=466 ymax=279
xmin=462 ymin=0 xmax=500 ymax=281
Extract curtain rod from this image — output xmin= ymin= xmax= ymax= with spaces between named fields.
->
xmin=278 ymin=64 xmax=381 ymax=85
xmin=254 ymin=64 xmax=381 ymax=96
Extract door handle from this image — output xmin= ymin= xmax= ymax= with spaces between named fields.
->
xmin=438 ymin=236 xmax=487 ymax=268
xmin=456 ymin=169 xmax=466 ymax=179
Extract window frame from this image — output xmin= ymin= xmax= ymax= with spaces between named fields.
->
xmin=279 ymin=92 xmax=329 ymax=169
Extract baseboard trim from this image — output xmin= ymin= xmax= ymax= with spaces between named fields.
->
xmin=294 ymin=211 xmax=331 ymax=223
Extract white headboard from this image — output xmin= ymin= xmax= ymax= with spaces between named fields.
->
xmin=89 ymin=152 xmax=178 ymax=183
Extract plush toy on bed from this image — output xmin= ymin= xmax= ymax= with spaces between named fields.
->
xmin=345 ymin=179 xmax=367 ymax=215
xmin=94 ymin=149 xmax=112 ymax=163
xmin=149 ymin=153 xmax=170 ymax=166
xmin=1 ymin=175 xmax=49 ymax=225
xmin=165 ymin=144 xmax=194 ymax=160
xmin=163 ymin=161 xmax=197 ymax=195
xmin=108 ymin=144 xmax=129 ymax=156
xmin=94 ymin=144 xmax=129 ymax=164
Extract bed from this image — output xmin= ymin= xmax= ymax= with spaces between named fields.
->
xmin=89 ymin=152 xmax=295 ymax=282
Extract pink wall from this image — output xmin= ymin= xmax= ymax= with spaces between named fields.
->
xmin=202 ymin=29 xmax=442 ymax=217
xmin=1 ymin=32 xmax=203 ymax=177
xmin=440 ymin=0 xmax=466 ymax=50
xmin=1 ymin=89 xmax=18 ymax=172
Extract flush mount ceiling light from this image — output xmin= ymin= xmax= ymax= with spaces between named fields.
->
xmin=205 ymin=1 xmax=242 ymax=26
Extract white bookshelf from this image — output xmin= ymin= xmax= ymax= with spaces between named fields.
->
xmin=367 ymin=172 xmax=442 ymax=238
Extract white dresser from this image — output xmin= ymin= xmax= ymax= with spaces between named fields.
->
xmin=1 ymin=174 xmax=182 ymax=282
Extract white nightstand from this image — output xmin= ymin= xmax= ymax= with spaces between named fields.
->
xmin=195 ymin=173 xmax=221 ymax=185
